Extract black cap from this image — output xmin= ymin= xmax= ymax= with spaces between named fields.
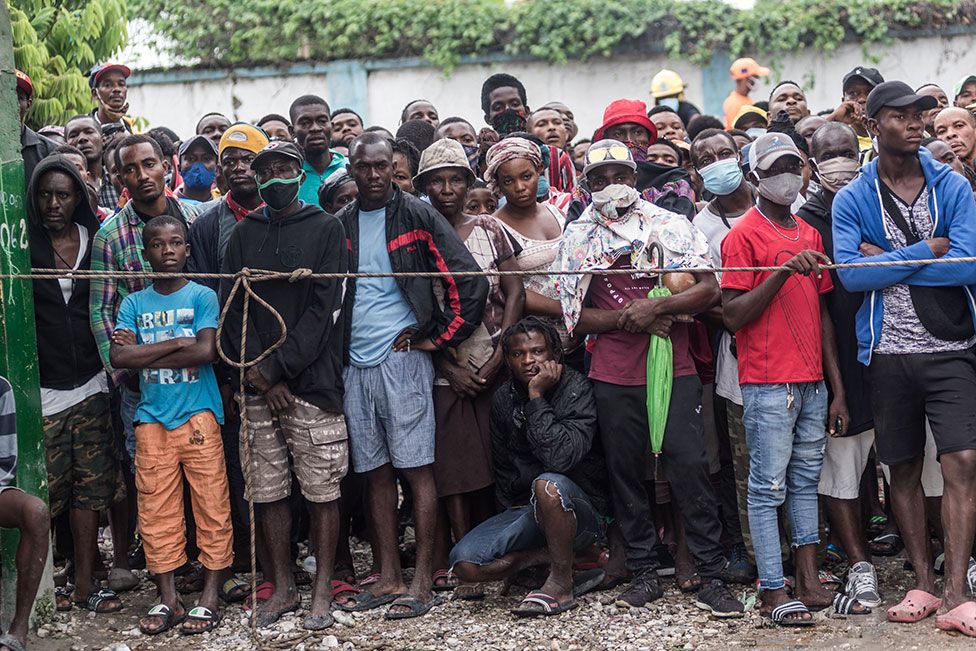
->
xmin=866 ymin=81 xmax=939 ymax=118
xmin=842 ymin=66 xmax=884 ymax=92
xmin=251 ymin=141 xmax=304 ymax=169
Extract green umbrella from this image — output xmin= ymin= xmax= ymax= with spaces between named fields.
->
xmin=645 ymin=285 xmax=673 ymax=457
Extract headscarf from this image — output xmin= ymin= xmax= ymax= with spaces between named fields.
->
xmin=553 ymin=184 xmax=711 ymax=333
xmin=483 ymin=137 xmax=543 ymax=197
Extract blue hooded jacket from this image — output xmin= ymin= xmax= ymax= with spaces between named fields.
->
xmin=832 ymin=147 xmax=976 ymax=365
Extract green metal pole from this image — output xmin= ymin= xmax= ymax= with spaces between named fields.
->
xmin=0 ymin=3 xmax=55 ymax=629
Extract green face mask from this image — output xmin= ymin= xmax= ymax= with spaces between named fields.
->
xmin=257 ymin=173 xmax=303 ymax=210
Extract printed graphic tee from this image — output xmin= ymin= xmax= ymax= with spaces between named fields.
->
xmin=116 ymin=281 xmax=224 ymax=429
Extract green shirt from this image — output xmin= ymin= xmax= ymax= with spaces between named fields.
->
xmin=299 ymin=151 xmax=347 ymax=208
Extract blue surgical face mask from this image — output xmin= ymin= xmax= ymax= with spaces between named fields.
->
xmin=699 ymin=158 xmax=743 ymax=196
xmin=182 ymin=162 xmax=216 ymax=191
xmin=745 ymin=127 xmax=767 ymax=139
xmin=659 ymin=97 xmax=680 ymax=111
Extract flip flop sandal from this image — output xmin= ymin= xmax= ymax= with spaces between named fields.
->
xmin=340 ymin=589 xmax=404 ymax=612
xmin=55 ymin=585 xmax=74 ymax=612
xmin=825 ymin=544 xmax=846 ymax=569
xmin=833 ymin=593 xmax=870 ymax=616
xmin=596 ymin=573 xmax=630 ymax=592
xmin=75 ymin=588 xmax=123 ymax=613
xmin=358 ymin=572 xmax=381 ymax=587
xmin=936 ymin=601 xmax=976 ymax=637
xmin=0 ymin=634 xmax=26 ymax=651
xmin=867 ymin=515 xmax=888 ymax=535
xmin=770 ymin=600 xmax=816 ymax=627
xmin=933 ymin=552 xmax=946 ymax=576
xmin=254 ymin=602 xmax=299 ymax=628
xmin=243 ymin=581 xmax=275 ymax=614
xmin=511 ymin=591 xmax=578 ymax=618
xmin=302 ymin=612 xmax=335 ymax=631
xmin=677 ymin=573 xmax=702 ymax=593
xmin=108 ymin=567 xmax=140 ymax=592
xmin=180 ymin=606 xmax=221 ymax=635
xmin=139 ymin=603 xmax=185 ymax=636
xmin=219 ymin=577 xmax=251 ymax=603
xmin=330 ymin=579 xmax=362 ymax=604
xmin=572 ymin=568 xmax=606 ymax=598
xmin=818 ymin=569 xmax=843 ymax=588
xmin=886 ymin=589 xmax=942 ymax=623
xmin=869 ymin=533 xmax=903 ymax=557
xmin=432 ymin=568 xmax=458 ymax=592
xmin=384 ymin=595 xmax=443 ymax=620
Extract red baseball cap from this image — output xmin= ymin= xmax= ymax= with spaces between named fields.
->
xmin=594 ymin=99 xmax=658 ymax=142
xmin=15 ymin=70 xmax=33 ymax=97
xmin=89 ymin=63 xmax=131 ymax=89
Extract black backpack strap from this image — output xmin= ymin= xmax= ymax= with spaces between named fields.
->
xmin=877 ymin=181 xmax=920 ymax=245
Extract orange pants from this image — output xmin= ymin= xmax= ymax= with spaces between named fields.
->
xmin=134 ymin=411 xmax=233 ymax=574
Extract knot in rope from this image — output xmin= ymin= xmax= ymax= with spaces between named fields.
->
xmin=215 ymin=268 xmax=289 ymax=370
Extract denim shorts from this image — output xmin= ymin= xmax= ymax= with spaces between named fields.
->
xmin=448 ymin=473 xmax=604 ymax=569
xmin=343 ymin=350 xmax=435 ymax=473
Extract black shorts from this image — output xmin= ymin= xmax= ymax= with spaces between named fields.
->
xmin=869 ymin=347 xmax=976 ymax=465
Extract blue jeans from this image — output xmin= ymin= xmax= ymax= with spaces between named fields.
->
xmin=741 ymin=381 xmax=826 ymax=590
xmin=120 ymin=384 xmax=140 ymax=470
xmin=447 ymin=473 xmax=603 ymax=570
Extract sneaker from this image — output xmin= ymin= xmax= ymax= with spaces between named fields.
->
xmin=615 ymin=570 xmax=664 ymax=608
xmin=695 ymin=578 xmax=744 ymax=618
xmin=845 ymin=561 xmax=882 ymax=608
xmin=722 ymin=544 xmax=756 ymax=584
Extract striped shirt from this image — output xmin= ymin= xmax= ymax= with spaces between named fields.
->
xmin=89 ymin=199 xmax=204 ymax=383
xmin=0 ymin=377 xmax=18 ymax=490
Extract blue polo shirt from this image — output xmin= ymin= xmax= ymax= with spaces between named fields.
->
xmin=298 ymin=151 xmax=347 ymax=208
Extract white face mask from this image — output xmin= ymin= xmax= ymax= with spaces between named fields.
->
xmin=755 ymin=172 xmax=804 ymax=206
xmin=815 ymin=157 xmax=860 ymax=193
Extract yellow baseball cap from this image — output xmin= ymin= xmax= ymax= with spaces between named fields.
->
xmin=219 ymin=122 xmax=270 ymax=156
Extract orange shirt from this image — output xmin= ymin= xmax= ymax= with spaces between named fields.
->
xmin=723 ymin=91 xmax=752 ymax=129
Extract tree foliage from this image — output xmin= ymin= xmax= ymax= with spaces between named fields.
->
xmin=8 ymin=0 xmax=128 ymax=128
xmin=129 ymin=0 xmax=976 ymax=72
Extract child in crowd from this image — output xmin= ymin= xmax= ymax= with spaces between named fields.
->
xmin=110 ymin=214 xmax=232 ymax=636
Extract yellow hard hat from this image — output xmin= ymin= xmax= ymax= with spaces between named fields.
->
xmin=651 ymin=69 xmax=684 ymax=99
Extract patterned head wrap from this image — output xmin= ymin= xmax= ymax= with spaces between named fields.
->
xmin=483 ymin=137 xmax=543 ymax=197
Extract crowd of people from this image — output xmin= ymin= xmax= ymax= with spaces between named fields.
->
xmin=5 ymin=54 xmax=976 ymax=648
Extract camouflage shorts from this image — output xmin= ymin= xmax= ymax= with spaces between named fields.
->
xmin=43 ymin=392 xmax=120 ymax=517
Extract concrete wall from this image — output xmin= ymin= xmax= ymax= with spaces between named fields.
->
xmin=127 ymin=30 xmax=976 ymax=139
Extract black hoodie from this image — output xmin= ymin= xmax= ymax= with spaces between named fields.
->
xmin=797 ymin=189 xmax=873 ymax=435
xmin=27 ymin=155 xmax=105 ymax=390
xmin=220 ymin=202 xmax=348 ymax=413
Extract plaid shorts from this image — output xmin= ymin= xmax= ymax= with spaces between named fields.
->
xmin=241 ymin=396 xmax=348 ymax=504
xmin=43 ymin=392 xmax=119 ymax=517
xmin=343 ymin=350 xmax=435 ymax=473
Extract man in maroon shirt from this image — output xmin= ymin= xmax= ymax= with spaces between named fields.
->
xmin=554 ymin=140 xmax=742 ymax=617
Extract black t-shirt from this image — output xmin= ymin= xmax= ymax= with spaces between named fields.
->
xmin=132 ymin=197 xmax=187 ymax=225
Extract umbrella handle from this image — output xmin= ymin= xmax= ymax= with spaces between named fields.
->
xmin=648 ymin=241 xmax=664 ymax=286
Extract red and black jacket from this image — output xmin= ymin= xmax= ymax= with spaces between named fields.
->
xmin=338 ymin=186 xmax=488 ymax=361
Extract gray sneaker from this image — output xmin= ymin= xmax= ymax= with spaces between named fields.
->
xmin=846 ymin=561 xmax=882 ymax=608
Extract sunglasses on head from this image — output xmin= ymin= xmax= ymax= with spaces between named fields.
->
xmin=586 ymin=145 xmax=630 ymax=165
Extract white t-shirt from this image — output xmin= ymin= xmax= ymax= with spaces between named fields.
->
xmin=694 ymin=204 xmax=745 ymax=405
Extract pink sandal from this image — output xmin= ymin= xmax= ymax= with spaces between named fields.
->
xmin=936 ymin=602 xmax=976 ymax=637
xmin=887 ymin=589 xmax=942 ymax=623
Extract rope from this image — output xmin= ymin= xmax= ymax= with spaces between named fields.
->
xmin=11 ymin=254 xmax=976 ymax=281
xmin=8 ymin=253 xmax=973 ymax=647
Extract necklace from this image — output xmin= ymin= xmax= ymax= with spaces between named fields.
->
xmin=757 ymin=207 xmax=800 ymax=241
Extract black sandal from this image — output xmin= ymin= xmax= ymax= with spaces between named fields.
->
xmin=180 ymin=606 xmax=221 ymax=635
xmin=869 ymin=532 xmax=903 ymax=557
xmin=511 ymin=591 xmax=577 ymax=617
xmin=139 ymin=603 xmax=185 ymax=636
xmin=74 ymin=588 xmax=123 ymax=613
xmin=384 ymin=595 xmax=443 ymax=620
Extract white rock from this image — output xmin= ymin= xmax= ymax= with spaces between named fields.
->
xmin=446 ymin=638 xmax=461 ymax=647
xmin=333 ymin=611 xmax=356 ymax=627
xmin=36 ymin=628 xmax=49 ymax=639
xmin=321 ymin=635 xmax=340 ymax=648
xmin=278 ymin=619 xmax=296 ymax=633
xmin=125 ymin=628 xmax=142 ymax=637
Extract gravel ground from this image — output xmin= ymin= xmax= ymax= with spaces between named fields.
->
xmin=24 ymin=545 xmax=976 ymax=651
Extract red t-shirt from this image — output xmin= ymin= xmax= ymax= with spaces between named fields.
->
xmin=587 ymin=260 xmax=696 ymax=386
xmin=720 ymin=207 xmax=833 ymax=385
